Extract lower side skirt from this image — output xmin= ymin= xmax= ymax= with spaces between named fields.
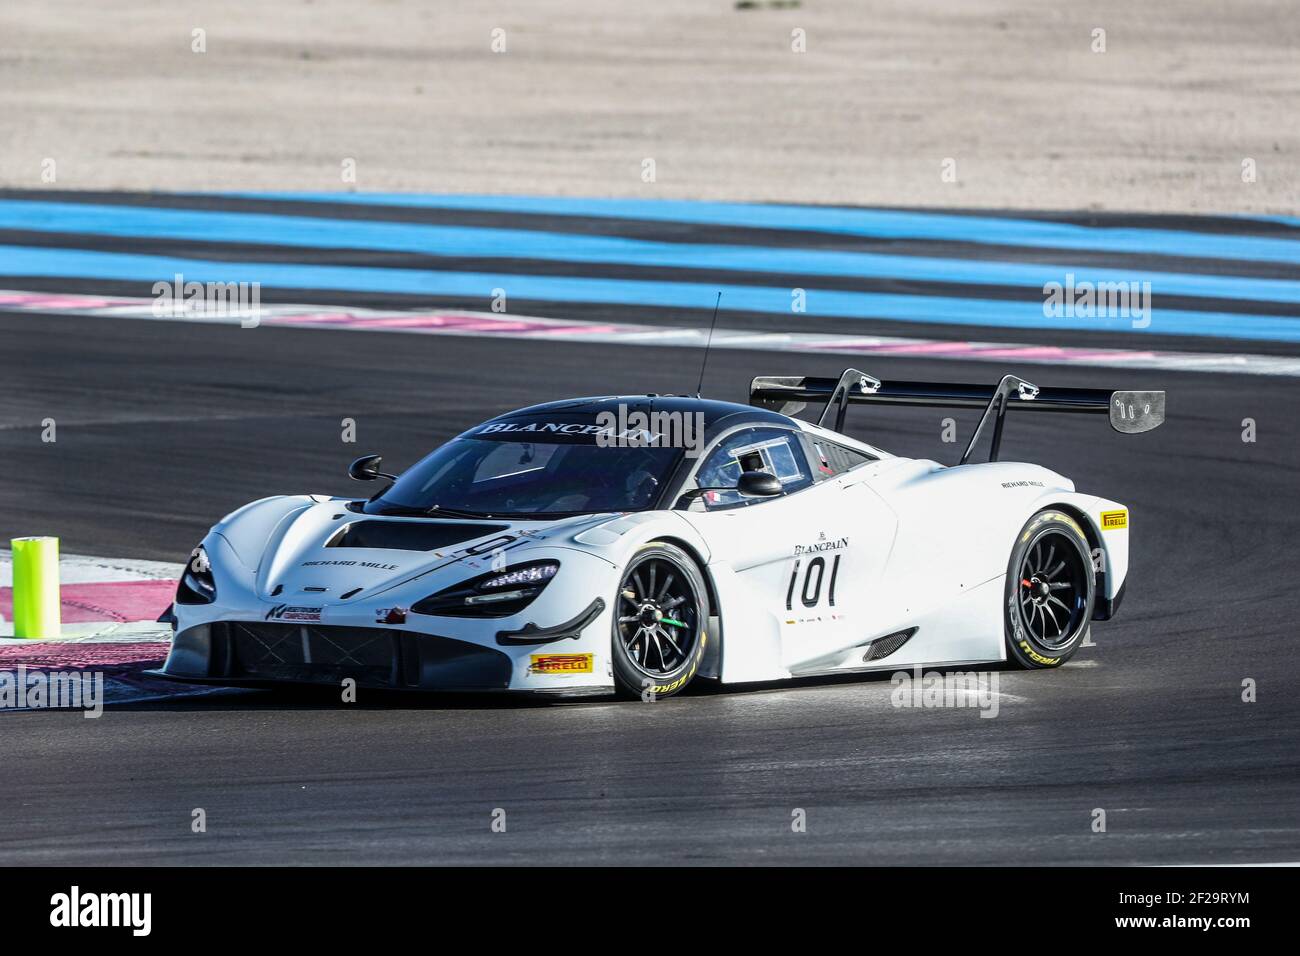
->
xmin=144 ymin=668 xmax=612 ymax=697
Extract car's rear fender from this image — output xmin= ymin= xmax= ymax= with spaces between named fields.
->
xmin=1030 ymin=491 xmax=1130 ymax=613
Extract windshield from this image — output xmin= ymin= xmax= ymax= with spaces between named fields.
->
xmin=364 ymin=437 xmax=684 ymax=518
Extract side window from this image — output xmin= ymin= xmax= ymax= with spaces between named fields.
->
xmin=693 ymin=428 xmax=813 ymax=509
xmin=808 ymin=438 xmax=875 ymax=478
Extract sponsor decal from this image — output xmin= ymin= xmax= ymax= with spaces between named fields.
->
xmin=301 ymin=559 xmax=399 ymax=570
xmin=375 ymin=607 xmax=408 ymax=625
xmin=1001 ymin=480 xmax=1044 ymax=488
xmin=1100 ymin=509 xmax=1128 ymax=530
xmin=812 ymin=442 xmax=833 ymax=474
xmin=479 ymin=417 xmax=702 ymax=450
xmin=479 ymin=421 xmax=607 ymax=436
xmin=793 ymin=532 xmax=849 ymax=556
xmin=783 ymin=612 xmax=845 ymax=626
xmin=266 ymin=604 xmax=322 ymax=622
xmin=529 ymin=653 xmax=594 ymax=674
xmin=786 ymin=534 xmax=849 ymax=611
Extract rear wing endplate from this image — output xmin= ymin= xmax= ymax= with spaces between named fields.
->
xmin=750 ymin=368 xmax=1165 ymax=465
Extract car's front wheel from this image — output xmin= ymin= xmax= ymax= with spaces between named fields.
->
xmin=611 ymin=543 xmax=708 ymax=699
xmin=1004 ymin=509 xmax=1095 ymax=668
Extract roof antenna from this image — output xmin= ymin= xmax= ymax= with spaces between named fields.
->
xmin=695 ymin=292 xmax=723 ymax=398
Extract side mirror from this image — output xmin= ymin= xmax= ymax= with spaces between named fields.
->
xmin=737 ymin=470 xmax=783 ymax=498
xmin=348 ymin=455 xmax=397 ymax=482
xmin=676 ymin=469 xmax=784 ymax=509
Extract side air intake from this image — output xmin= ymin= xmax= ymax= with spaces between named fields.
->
xmin=862 ymin=628 xmax=917 ymax=662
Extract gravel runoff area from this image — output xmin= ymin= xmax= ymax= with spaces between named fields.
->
xmin=0 ymin=0 xmax=1295 ymax=213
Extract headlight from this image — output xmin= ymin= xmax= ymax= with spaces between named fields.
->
xmin=478 ymin=563 xmax=559 ymax=590
xmin=176 ymin=545 xmax=216 ymax=605
xmin=412 ymin=561 xmax=559 ymax=617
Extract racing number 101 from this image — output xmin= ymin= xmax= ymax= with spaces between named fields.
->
xmin=785 ymin=555 xmax=841 ymax=610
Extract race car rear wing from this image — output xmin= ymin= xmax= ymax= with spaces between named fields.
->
xmin=749 ymin=368 xmax=1165 ymax=465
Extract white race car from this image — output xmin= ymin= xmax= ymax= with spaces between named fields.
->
xmin=157 ymin=369 xmax=1164 ymax=698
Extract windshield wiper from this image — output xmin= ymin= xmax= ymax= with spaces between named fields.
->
xmin=373 ymin=500 xmax=613 ymax=520
xmin=365 ymin=501 xmax=494 ymax=519
xmin=424 ymin=504 xmax=500 ymax=519
xmin=430 ymin=506 xmax=605 ymax=520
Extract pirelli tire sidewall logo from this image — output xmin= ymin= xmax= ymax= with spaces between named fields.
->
xmin=650 ymin=630 xmax=707 ymax=696
xmin=1010 ymin=511 xmax=1075 ymax=665
xmin=1006 ymin=590 xmax=1061 ymax=666
xmin=1019 ymin=510 xmax=1084 ymax=545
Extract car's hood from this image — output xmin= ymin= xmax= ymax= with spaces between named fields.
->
xmin=216 ymin=498 xmax=619 ymax=605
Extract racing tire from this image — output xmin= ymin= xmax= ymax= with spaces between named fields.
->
xmin=1004 ymin=509 xmax=1095 ymax=669
xmin=611 ymin=543 xmax=709 ymax=699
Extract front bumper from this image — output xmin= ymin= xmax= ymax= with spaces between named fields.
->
xmin=164 ymin=539 xmax=621 ymax=694
xmin=156 ymin=618 xmax=612 ymax=695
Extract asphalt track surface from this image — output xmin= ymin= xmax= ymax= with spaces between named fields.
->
xmin=1 ymin=306 xmax=1298 ymax=865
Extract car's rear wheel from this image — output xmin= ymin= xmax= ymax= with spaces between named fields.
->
xmin=611 ymin=543 xmax=708 ymax=699
xmin=1004 ymin=510 xmax=1095 ymax=668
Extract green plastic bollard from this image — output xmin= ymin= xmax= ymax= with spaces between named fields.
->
xmin=11 ymin=536 xmax=61 ymax=639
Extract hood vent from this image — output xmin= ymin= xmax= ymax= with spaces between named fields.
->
xmin=327 ymin=520 xmax=509 ymax=552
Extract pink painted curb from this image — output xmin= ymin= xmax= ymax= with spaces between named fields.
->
xmin=0 ymin=579 xmax=176 ymax=625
